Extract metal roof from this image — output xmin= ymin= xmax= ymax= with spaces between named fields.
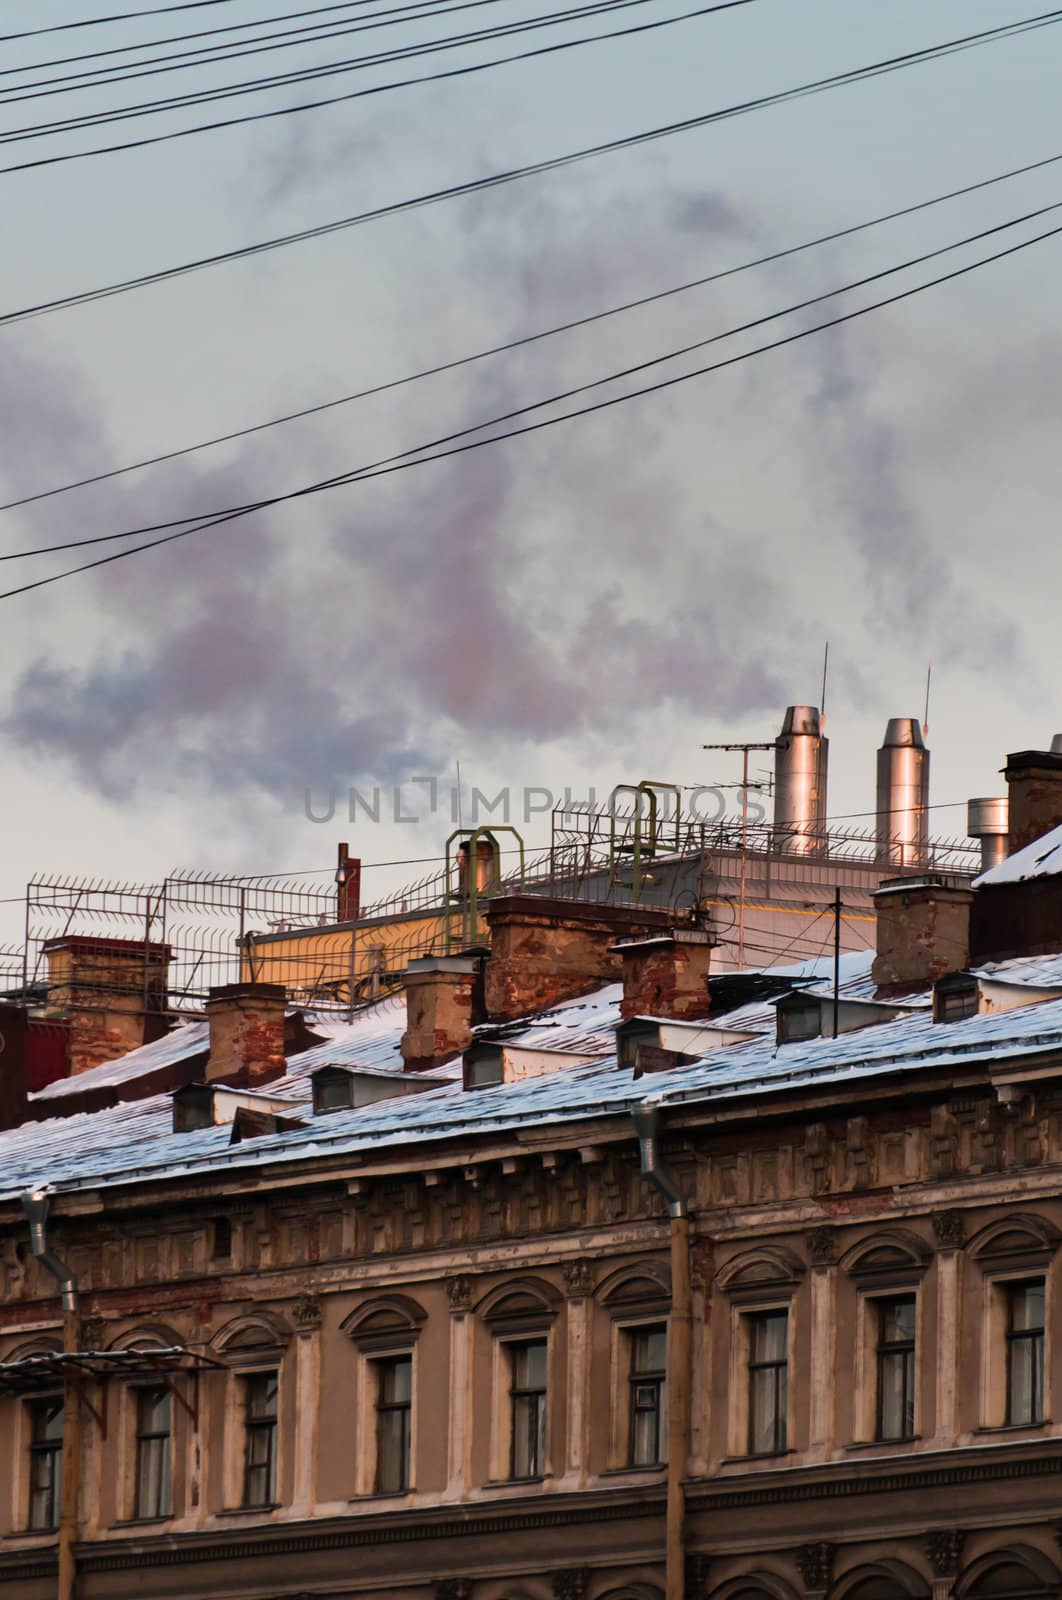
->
xmin=5 ymin=951 xmax=1062 ymax=1203
xmin=974 ymin=823 xmax=1062 ymax=887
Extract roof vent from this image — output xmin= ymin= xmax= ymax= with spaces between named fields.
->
xmin=171 ymin=1081 xmax=296 ymax=1134
xmin=311 ymin=1064 xmax=439 ymax=1114
xmin=462 ymin=1039 xmax=605 ymax=1092
xmin=615 ymin=1016 xmax=757 ymax=1076
xmin=773 ymin=991 xmax=908 ymax=1046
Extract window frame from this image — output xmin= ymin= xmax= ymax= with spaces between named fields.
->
xmin=26 ymin=1395 xmax=64 ymax=1533
xmin=1005 ymin=1278 xmax=1046 ymax=1428
xmin=373 ymin=1352 xmax=414 ymax=1496
xmin=874 ymin=1294 xmax=917 ymax=1443
xmin=241 ymin=1368 xmax=279 ymax=1509
xmin=627 ymin=1322 xmax=668 ymax=1468
xmin=506 ymin=1337 xmax=548 ymax=1481
xmin=745 ymin=1307 xmax=790 ymax=1458
xmin=133 ymin=1384 xmax=173 ymax=1521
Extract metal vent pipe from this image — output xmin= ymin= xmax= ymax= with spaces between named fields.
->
xmin=968 ymin=796 xmax=1010 ymax=872
xmin=773 ymin=705 xmax=828 ymax=857
xmin=876 ymin=718 xmax=930 ymax=866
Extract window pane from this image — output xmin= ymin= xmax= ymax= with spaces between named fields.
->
xmin=633 ymin=1327 xmax=667 ymax=1374
xmin=247 ymin=1373 xmax=278 ymax=1420
xmin=751 ymin=1311 xmax=788 ymax=1364
xmin=512 ymin=1339 xmax=547 ymax=1392
xmin=878 ymin=1349 xmax=914 ymax=1440
xmin=1010 ymin=1282 xmax=1045 ymax=1333
xmin=376 ymin=1403 xmax=411 ymax=1492
xmin=376 ymin=1358 xmax=412 ymax=1493
xmin=1007 ymin=1332 xmax=1044 ymax=1425
xmin=136 ymin=1388 xmax=172 ymax=1518
xmin=28 ymin=1399 xmax=63 ymax=1531
xmin=243 ymin=1372 xmax=278 ymax=1506
xmin=880 ymin=1298 xmax=916 ymax=1345
xmin=380 ymin=1356 xmax=412 ymax=1406
xmin=748 ymin=1312 xmax=788 ymax=1455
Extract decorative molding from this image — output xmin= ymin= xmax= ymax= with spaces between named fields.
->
xmin=925 ymin=1530 xmax=966 ymax=1577
xmin=795 ymin=1541 xmax=837 ymax=1593
xmin=292 ymin=1293 xmax=322 ymax=1331
xmin=931 ymin=1210 xmax=965 ymax=1251
xmin=79 ymin=1315 xmax=106 ymax=1350
xmin=447 ymin=1276 xmax=474 ymax=1313
xmin=63 ymin=1453 xmax=1062 ymax=1575
xmin=805 ymin=1227 xmax=837 ymax=1267
xmin=435 ymin=1580 xmax=473 ymax=1600
xmin=563 ymin=1259 xmax=595 ymax=1299
xmin=552 ymin=1569 xmax=591 ymax=1600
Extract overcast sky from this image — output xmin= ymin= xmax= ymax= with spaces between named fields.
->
xmin=0 ymin=0 xmax=1059 ymax=942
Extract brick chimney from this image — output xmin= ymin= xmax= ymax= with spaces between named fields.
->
xmin=614 ymin=929 xmax=713 ymax=1021
xmin=871 ymin=876 xmax=973 ymax=995
xmin=400 ymin=956 xmax=479 ymax=1071
xmin=43 ymin=935 xmax=171 ymax=1076
xmin=1004 ymin=747 xmax=1062 ymax=855
xmin=204 ymin=983 xmax=287 ymax=1087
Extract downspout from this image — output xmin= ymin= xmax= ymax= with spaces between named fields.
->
xmin=633 ymin=1103 xmax=691 ymax=1600
xmin=22 ymin=1189 xmax=80 ymax=1600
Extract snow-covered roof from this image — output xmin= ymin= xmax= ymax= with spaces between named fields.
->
xmin=974 ymin=823 xmax=1062 ymax=888
xmin=5 ymin=948 xmax=1062 ymax=1202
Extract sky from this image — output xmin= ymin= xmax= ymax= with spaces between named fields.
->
xmin=0 ymin=0 xmax=1060 ymax=943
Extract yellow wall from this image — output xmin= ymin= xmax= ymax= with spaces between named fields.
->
xmin=240 ymin=910 xmax=448 ymax=1005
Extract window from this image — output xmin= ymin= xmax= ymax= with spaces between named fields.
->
xmin=212 ymin=1216 xmax=232 ymax=1260
xmin=509 ymin=1339 xmax=547 ymax=1479
xmin=375 ymin=1355 xmax=412 ymax=1493
xmin=243 ymin=1372 xmax=278 ymax=1507
xmin=1006 ymin=1280 xmax=1045 ymax=1426
xmin=134 ymin=1387 xmax=172 ymax=1519
xmin=28 ymin=1397 xmax=63 ymax=1531
xmin=629 ymin=1324 xmax=667 ymax=1466
xmin=876 ymin=1297 xmax=916 ymax=1441
xmin=747 ymin=1310 xmax=788 ymax=1455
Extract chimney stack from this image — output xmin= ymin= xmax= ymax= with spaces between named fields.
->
xmin=204 ymin=983 xmax=287 ymax=1087
xmin=773 ymin=705 xmax=828 ymax=856
xmin=1004 ymin=744 xmax=1062 ymax=855
xmin=871 ymin=875 xmax=973 ymax=995
xmin=335 ymin=842 xmax=362 ymax=923
xmin=43 ymin=935 xmax=171 ymax=1076
xmin=876 ymin=718 xmax=930 ymax=867
xmin=400 ymin=956 xmax=479 ymax=1072
xmin=483 ymin=895 xmax=674 ymax=1023
xmin=614 ymin=930 xmax=713 ymax=1022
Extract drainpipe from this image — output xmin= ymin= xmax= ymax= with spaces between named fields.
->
xmin=633 ymin=1102 xmax=691 ymax=1600
xmin=22 ymin=1189 xmax=80 ymax=1600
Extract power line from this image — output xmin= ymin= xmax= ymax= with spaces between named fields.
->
xmin=0 ymin=0 xmax=487 ymax=78
xmin=5 ymin=144 xmax=1060 ymax=515
xmin=1 ymin=5 xmax=1057 ymax=176
xmin=7 ymin=196 xmax=1061 ymax=554
xmin=0 ymin=0 xmax=752 ymax=143
xmin=2 ymin=211 xmax=1059 ymax=601
xmin=0 ymin=1 xmax=250 ymax=44
xmin=0 ymin=0 xmax=674 ymax=105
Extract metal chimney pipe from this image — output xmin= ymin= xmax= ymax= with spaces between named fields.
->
xmin=876 ymin=718 xmax=930 ymax=867
xmin=967 ymin=796 xmax=1010 ymax=872
xmin=773 ymin=705 xmax=828 ymax=857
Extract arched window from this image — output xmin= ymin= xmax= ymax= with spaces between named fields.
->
xmin=957 ymin=1547 xmax=1062 ymax=1600
xmin=968 ymin=1217 xmax=1058 ymax=1432
xmin=834 ymin=1560 xmax=931 ymax=1600
xmin=716 ymin=1248 xmax=803 ymax=1461
xmin=342 ymin=1296 xmax=427 ymax=1498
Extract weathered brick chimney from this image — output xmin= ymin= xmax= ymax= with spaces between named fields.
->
xmin=205 ymin=982 xmax=287 ymax=1087
xmin=1004 ymin=745 xmax=1062 ymax=855
xmin=400 ymin=956 xmax=479 ymax=1071
xmin=43 ymin=935 xmax=171 ymax=1076
xmin=871 ymin=876 xmax=973 ymax=995
xmin=614 ymin=929 xmax=713 ymax=1021
xmin=483 ymin=895 xmax=674 ymax=1022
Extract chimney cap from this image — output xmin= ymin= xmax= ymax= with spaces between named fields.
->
xmin=609 ymin=929 xmax=713 ymax=955
xmin=205 ymin=982 xmax=286 ymax=1006
xmin=779 ymin=704 xmax=822 ymax=737
xmin=403 ymin=956 xmax=479 ymax=976
xmin=1004 ymin=749 xmax=1062 ymax=775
